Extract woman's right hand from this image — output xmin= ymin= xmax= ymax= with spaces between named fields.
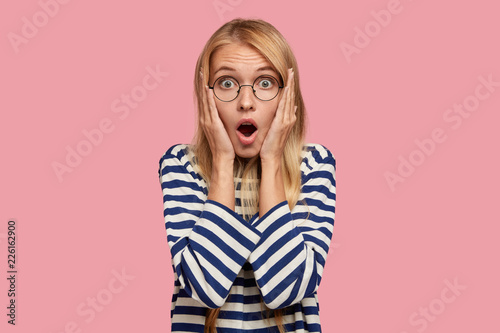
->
xmin=199 ymin=71 xmax=235 ymax=163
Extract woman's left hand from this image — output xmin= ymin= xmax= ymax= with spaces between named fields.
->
xmin=259 ymin=67 xmax=297 ymax=163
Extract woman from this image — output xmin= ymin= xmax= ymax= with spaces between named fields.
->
xmin=158 ymin=18 xmax=336 ymax=333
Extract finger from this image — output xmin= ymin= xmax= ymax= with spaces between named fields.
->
xmin=277 ymin=87 xmax=289 ymax=125
xmin=278 ymin=68 xmax=293 ymax=122
xmin=207 ymin=85 xmax=218 ymax=123
xmin=275 ymin=84 xmax=288 ymax=122
xmin=289 ymin=70 xmax=297 ymax=121
xmin=283 ymin=68 xmax=293 ymax=123
xmin=199 ymin=71 xmax=207 ymax=125
xmin=289 ymin=72 xmax=295 ymax=122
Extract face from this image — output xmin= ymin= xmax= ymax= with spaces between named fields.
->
xmin=209 ymin=43 xmax=283 ymax=159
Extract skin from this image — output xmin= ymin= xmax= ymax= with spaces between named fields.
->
xmin=199 ymin=42 xmax=297 ymax=217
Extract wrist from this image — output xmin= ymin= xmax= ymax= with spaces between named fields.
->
xmin=260 ymin=157 xmax=282 ymax=171
xmin=212 ymin=158 xmax=233 ymax=168
xmin=208 ymin=159 xmax=235 ymax=210
xmin=212 ymin=154 xmax=234 ymax=166
xmin=211 ymin=159 xmax=234 ymax=179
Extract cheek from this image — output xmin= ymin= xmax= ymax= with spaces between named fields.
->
xmin=263 ymin=104 xmax=279 ymax=126
xmin=214 ymin=104 xmax=233 ymax=132
xmin=261 ymin=113 xmax=275 ymax=132
xmin=214 ymin=102 xmax=226 ymax=122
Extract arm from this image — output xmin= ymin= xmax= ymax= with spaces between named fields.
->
xmin=159 ymin=144 xmax=262 ymax=308
xmin=258 ymin=157 xmax=286 ymax=218
xmin=248 ymin=144 xmax=336 ymax=309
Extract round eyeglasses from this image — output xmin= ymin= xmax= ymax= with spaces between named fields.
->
xmin=209 ymin=75 xmax=283 ymax=102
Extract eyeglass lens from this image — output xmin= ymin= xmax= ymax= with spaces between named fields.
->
xmin=213 ymin=76 xmax=280 ymax=101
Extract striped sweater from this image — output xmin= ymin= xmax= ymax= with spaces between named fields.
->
xmin=158 ymin=143 xmax=336 ymax=332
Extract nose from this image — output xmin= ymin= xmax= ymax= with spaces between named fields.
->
xmin=237 ymin=85 xmax=255 ymax=111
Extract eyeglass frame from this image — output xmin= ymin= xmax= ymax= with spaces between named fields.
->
xmin=208 ymin=74 xmax=284 ymax=102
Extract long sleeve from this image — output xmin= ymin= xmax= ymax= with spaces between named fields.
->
xmin=158 ymin=144 xmax=263 ymax=308
xmin=247 ymin=144 xmax=336 ymax=309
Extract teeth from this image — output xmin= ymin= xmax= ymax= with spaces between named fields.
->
xmin=241 ymin=122 xmax=252 ymax=126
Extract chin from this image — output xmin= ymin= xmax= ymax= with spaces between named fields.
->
xmin=235 ymin=151 xmax=258 ymax=160
xmin=234 ymin=146 xmax=260 ymax=160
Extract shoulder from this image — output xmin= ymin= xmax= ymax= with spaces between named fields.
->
xmin=160 ymin=143 xmax=190 ymax=159
xmin=158 ymin=143 xmax=193 ymax=176
xmin=301 ymin=143 xmax=336 ymax=172
xmin=159 ymin=143 xmax=192 ymax=165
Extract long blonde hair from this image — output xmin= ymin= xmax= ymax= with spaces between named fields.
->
xmin=189 ymin=18 xmax=308 ymax=333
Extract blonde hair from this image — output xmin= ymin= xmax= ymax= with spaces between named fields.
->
xmin=188 ymin=18 xmax=308 ymax=333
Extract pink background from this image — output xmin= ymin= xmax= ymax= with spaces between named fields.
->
xmin=1 ymin=0 xmax=499 ymax=332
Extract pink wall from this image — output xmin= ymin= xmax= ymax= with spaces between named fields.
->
xmin=1 ymin=0 xmax=499 ymax=332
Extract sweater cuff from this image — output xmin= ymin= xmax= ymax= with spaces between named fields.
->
xmin=195 ymin=200 xmax=263 ymax=255
xmin=250 ymin=200 xmax=291 ymax=234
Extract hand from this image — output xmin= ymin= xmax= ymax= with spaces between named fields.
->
xmin=259 ymin=67 xmax=297 ymax=163
xmin=199 ymin=71 xmax=235 ymax=163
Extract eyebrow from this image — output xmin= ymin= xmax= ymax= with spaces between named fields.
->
xmin=213 ymin=66 xmax=277 ymax=77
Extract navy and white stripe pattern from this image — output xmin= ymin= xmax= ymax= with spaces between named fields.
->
xmin=158 ymin=143 xmax=336 ymax=332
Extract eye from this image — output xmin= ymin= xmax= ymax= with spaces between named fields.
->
xmin=256 ymin=76 xmax=275 ymax=89
xmin=217 ymin=76 xmax=238 ymax=89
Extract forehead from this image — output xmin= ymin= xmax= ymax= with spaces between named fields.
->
xmin=210 ymin=43 xmax=277 ymax=75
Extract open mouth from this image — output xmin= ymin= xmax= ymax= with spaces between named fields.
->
xmin=237 ymin=124 xmax=257 ymax=137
